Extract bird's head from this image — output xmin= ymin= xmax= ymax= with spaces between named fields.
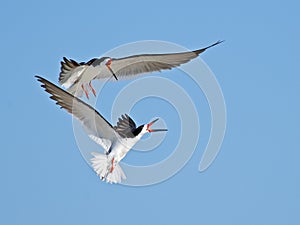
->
xmin=102 ymin=57 xmax=118 ymax=80
xmin=137 ymin=118 xmax=168 ymax=137
xmin=103 ymin=57 xmax=112 ymax=66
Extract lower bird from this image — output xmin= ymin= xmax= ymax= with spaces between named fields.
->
xmin=59 ymin=40 xmax=223 ymax=98
xmin=36 ymin=76 xmax=167 ymax=184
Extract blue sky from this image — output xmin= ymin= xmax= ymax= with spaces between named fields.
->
xmin=1 ymin=0 xmax=300 ymax=224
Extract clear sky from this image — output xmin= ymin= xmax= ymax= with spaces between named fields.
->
xmin=1 ymin=0 xmax=300 ymax=224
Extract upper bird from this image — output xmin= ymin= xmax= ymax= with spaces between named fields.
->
xmin=36 ymin=76 xmax=167 ymax=184
xmin=59 ymin=40 xmax=223 ymax=98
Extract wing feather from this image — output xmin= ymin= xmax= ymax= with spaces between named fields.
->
xmin=36 ymin=76 xmax=117 ymax=141
xmin=110 ymin=41 xmax=223 ymax=78
xmin=114 ymin=114 xmax=137 ymax=138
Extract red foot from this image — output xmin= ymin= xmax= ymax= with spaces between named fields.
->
xmin=110 ymin=158 xmax=115 ymax=173
xmin=81 ymin=84 xmax=89 ymax=99
xmin=89 ymin=81 xmax=97 ymax=97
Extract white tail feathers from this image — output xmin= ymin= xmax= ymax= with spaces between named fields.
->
xmin=90 ymin=152 xmax=126 ymax=184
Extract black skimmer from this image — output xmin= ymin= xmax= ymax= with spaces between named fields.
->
xmin=59 ymin=40 xmax=223 ymax=98
xmin=36 ymin=76 xmax=168 ymax=184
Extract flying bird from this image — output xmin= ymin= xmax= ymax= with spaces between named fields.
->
xmin=59 ymin=40 xmax=223 ymax=98
xmin=36 ymin=76 xmax=167 ymax=184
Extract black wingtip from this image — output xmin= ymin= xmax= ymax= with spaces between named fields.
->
xmin=194 ymin=40 xmax=224 ymax=55
xmin=206 ymin=40 xmax=225 ymax=49
xmin=35 ymin=75 xmax=51 ymax=86
xmin=35 ymin=75 xmax=44 ymax=83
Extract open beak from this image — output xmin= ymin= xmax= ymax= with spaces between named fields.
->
xmin=105 ymin=59 xmax=118 ymax=81
xmin=147 ymin=118 xmax=168 ymax=132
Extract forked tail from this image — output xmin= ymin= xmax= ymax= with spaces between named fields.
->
xmin=90 ymin=152 xmax=126 ymax=184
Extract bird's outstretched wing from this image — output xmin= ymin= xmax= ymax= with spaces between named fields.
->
xmin=58 ymin=41 xmax=223 ymax=97
xmin=36 ymin=76 xmax=117 ymax=148
xmin=114 ymin=114 xmax=137 ymax=138
xmin=110 ymin=40 xmax=223 ymax=78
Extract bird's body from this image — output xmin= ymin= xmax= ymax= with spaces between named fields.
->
xmin=59 ymin=41 xmax=223 ymax=98
xmin=59 ymin=57 xmax=112 ymax=97
xmin=36 ymin=76 xmax=167 ymax=183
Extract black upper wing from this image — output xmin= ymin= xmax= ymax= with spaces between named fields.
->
xmin=113 ymin=114 xmax=137 ymax=138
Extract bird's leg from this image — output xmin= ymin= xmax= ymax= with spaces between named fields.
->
xmin=101 ymin=157 xmax=115 ymax=181
xmin=88 ymin=81 xmax=97 ymax=97
xmin=110 ymin=158 xmax=115 ymax=173
xmin=81 ymin=84 xmax=89 ymax=99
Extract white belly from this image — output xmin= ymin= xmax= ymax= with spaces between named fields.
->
xmin=111 ymin=137 xmax=140 ymax=163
